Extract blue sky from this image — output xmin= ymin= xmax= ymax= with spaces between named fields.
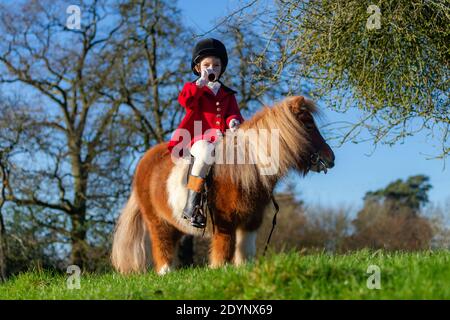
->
xmin=1 ymin=0 xmax=447 ymax=212
xmin=179 ymin=0 xmax=450 ymax=211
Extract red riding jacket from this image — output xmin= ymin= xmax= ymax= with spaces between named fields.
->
xmin=168 ymin=81 xmax=245 ymax=157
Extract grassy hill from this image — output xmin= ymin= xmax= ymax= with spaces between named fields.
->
xmin=0 ymin=250 xmax=449 ymax=299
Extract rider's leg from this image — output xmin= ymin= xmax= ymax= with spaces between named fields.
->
xmin=182 ymin=140 xmax=215 ymax=228
xmin=190 ymin=140 xmax=215 ymax=177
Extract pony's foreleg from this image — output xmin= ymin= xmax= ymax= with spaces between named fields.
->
xmin=144 ymin=218 xmax=183 ymax=275
xmin=210 ymin=225 xmax=236 ymax=268
xmin=234 ymin=228 xmax=257 ymax=266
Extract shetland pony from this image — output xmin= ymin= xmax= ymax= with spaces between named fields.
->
xmin=111 ymin=96 xmax=335 ymax=275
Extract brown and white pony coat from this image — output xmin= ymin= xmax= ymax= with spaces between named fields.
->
xmin=111 ymin=96 xmax=335 ymax=275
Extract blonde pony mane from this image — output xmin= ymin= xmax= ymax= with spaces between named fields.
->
xmin=213 ymin=96 xmax=318 ymax=193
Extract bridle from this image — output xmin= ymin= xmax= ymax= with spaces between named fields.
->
xmin=300 ymin=115 xmax=329 ymax=175
xmin=308 ymin=152 xmax=329 ymax=174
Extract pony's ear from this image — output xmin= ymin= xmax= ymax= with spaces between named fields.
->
xmin=287 ymin=96 xmax=306 ymax=114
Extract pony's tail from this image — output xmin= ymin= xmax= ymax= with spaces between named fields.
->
xmin=111 ymin=189 xmax=149 ymax=274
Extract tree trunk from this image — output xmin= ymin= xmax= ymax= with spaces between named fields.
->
xmin=0 ymin=165 xmax=7 ymax=281
xmin=70 ymin=212 xmax=88 ymax=268
xmin=0 ymin=215 xmax=6 ymax=281
xmin=69 ymin=139 xmax=89 ymax=268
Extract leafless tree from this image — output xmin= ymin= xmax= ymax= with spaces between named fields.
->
xmin=0 ymin=0 xmax=206 ymax=269
xmin=0 ymin=149 xmax=9 ymax=281
xmin=0 ymin=0 xmax=133 ymax=267
xmin=111 ymin=0 xmax=193 ymax=151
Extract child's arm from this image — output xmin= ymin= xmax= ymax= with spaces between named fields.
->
xmin=225 ymin=95 xmax=245 ymax=130
xmin=178 ymin=82 xmax=205 ymax=110
xmin=178 ymin=70 xmax=208 ymax=110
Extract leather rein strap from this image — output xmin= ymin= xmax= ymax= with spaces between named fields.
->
xmin=263 ymin=194 xmax=280 ymax=256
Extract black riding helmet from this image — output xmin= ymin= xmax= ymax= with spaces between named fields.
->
xmin=191 ymin=38 xmax=228 ymax=77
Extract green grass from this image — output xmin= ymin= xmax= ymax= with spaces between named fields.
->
xmin=1 ymin=250 xmax=449 ymax=299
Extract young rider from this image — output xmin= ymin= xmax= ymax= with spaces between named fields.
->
xmin=168 ymin=38 xmax=244 ymax=228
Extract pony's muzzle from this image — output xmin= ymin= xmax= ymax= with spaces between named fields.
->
xmin=310 ymin=146 xmax=335 ymax=173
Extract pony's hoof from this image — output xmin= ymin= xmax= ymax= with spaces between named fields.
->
xmin=157 ymin=264 xmax=172 ymax=276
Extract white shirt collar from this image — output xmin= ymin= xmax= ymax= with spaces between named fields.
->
xmin=207 ymin=81 xmax=221 ymax=95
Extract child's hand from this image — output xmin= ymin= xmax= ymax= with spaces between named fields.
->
xmin=195 ymin=69 xmax=208 ymax=88
xmin=229 ymin=119 xmax=240 ymax=132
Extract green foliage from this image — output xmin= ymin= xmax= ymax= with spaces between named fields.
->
xmin=364 ymin=174 xmax=432 ymax=210
xmin=299 ymin=0 xmax=448 ymax=109
xmin=272 ymin=0 xmax=449 ymax=156
xmin=0 ymin=251 xmax=449 ymax=299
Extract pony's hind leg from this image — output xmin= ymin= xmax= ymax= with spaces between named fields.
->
xmin=143 ymin=217 xmax=183 ymax=275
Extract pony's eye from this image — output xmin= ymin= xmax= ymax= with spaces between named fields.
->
xmin=304 ymin=122 xmax=315 ymax=130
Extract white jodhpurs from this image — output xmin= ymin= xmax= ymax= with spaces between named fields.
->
xmin=189 ymin=140 xmax=216 ymax=178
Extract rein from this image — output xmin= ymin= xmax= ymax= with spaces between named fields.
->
xmin=263 ymin=152 xmax=327 ymax=254
xmin=263 ymin=152 xmax=324 ymax=255
xmin=263 ymin=194 xmax=280 ymax=256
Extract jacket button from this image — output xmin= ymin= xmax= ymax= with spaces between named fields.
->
xmin=216 ymin=114 xmax=221 ymax=118
xmin=216 ymin=102 xmax=220 ymax=106
xmin=217 ymin=107 xmax=221 ymax=111
xmin=215 ymin=121 xmax=220 ymax=125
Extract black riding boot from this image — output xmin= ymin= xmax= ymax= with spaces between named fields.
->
xmin=182 ymin=189 xmax=206 ymax=228
xmin=182 ymin=175 xmax=207 ymax=228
